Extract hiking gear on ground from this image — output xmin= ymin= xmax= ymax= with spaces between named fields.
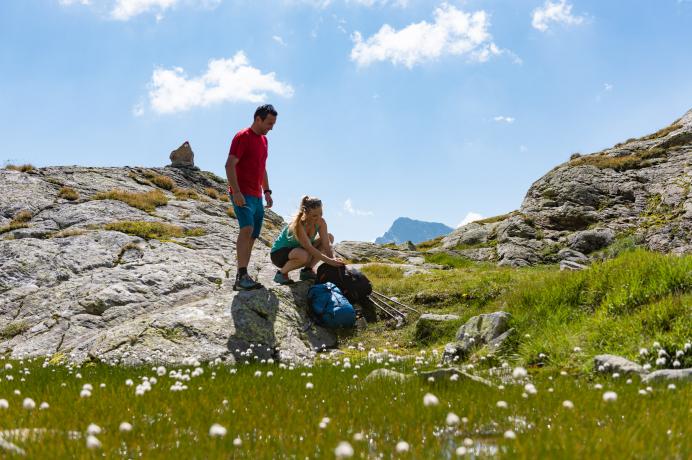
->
xmin=316 ymin=264 xmax=372 ymax=304
xmin=307 ymin=282 xmax=356 ymax=328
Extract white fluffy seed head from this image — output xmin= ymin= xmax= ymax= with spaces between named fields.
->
xmin=446 ymin=412 xmax=460 ymax=426
xmin=395 ymin=441 xmax=410 ymax=453
xmin=86 ymin=435 xmax=101 ymax=450
xmin=602 ymin=391 xmax=618 ymax=402
xmin=504 ymin=430 xmax=517 ymax=439
xmin=233 ymin=437 xmax=242 ymax=446
xmin=306 ymin=382 xmax=314 ymax=390
xmin=22 ymin=398 xmax=36 ymax=410
xmin=423 ymin=393 xmax=439 ymax=407
xmin=119 ymin=422 xmax=133 ymax=432
xmin=496 ymin=400 xmax=508 ymax=409
xmin=209 ymin=423 xmax=227 ymax=437
xmin=512 ymin=367 xmax=527 ymax=379
xmin=456 ymin=446 xmax=467 ymax=456
xmin=334 ymin=441 xmax=354 ymax=458
xmin=562 ymin=400 xmax=574 ymax=409
xmin=0 ymin=399 xmax=8 ymax=409
xmin=87 ymin=423 xmax=102 ymax=435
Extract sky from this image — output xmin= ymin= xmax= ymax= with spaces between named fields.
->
xmin=2 ymin=0 xmax=692 ymax=242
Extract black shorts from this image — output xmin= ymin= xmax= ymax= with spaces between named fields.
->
xmin=270 ymin=247 xmax=293 ymax=268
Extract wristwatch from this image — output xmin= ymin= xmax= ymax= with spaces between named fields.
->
xmin=264 ymin=189 xmax=272 ymax=195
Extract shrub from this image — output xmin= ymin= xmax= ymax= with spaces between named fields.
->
xmin=93 ymin=189 xmax=168 ymax=212
xmin=5 ymin=164 xmax=35 ymax=172
xmin=103 ymin=221 xmax=205 ymax=241
xmin=173 ymin=187 xmax=199 ymax=200
xmin=58 ymin=186 xmax=79 ymax=201
xmin=569 ymin=147 xmax=667 ymax=172
xmin=0 ymin=321 xmax=30 ymax=339
xmin=0 ymin=210 xmax=32 ymax=234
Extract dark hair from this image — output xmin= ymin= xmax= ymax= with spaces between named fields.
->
xmin=254 ymin=104 xmax=277 ymax=121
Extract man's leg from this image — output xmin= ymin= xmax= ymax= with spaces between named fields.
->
xmin=236 ymin=226 xmax=253 ymax=270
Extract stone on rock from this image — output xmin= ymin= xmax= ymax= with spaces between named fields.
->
xmin=568 ymin=228 xmax=616 ymax=254
xmin=170 ymin=141 xmax=195 ymax=168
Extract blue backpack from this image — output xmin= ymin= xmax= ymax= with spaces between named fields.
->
xmin=307 ymin=282 xmax=356 ymax=328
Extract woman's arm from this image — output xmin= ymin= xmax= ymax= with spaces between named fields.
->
xmin=296 ymin=223 xmax=342 ymax=266
xmin=317 ymin=218 xmax=334 ymax=258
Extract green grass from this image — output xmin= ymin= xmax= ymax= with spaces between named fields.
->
xmin=0 ymin=358 xmax=689 ymax=459
xmin=354 ymin=250 xmax=691 ymax=368
xmin=93 ymin=189 xmax=168 ymax=213
xmin=424 ymin=252 xmax=474 ymax=269
xmin=569 ymin=147 xmax=668 ymax=172
xmin=0 ymin=321 xmax=30 ymax=339
xmin=103 ymin=221 xmax=206 ymax=241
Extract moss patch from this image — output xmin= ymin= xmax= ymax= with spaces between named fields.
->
xmin=104 ymin=220 xmax=205 ymax=241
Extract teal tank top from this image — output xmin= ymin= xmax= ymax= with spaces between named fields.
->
xmin=272 ymin=223 xmax=319 ymax=252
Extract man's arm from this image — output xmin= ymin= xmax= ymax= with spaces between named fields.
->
xmin=262 ymin=169 xmax=273 ymax=208
xmin=225 ymin=155 xmax=246 ymax=207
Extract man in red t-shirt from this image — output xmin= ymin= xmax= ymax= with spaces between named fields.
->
xmin=225 ymin=104 xmax=277 ymax=290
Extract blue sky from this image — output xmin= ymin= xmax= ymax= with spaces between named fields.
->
xmin=2 ymin=0 xmax=692 ymax=242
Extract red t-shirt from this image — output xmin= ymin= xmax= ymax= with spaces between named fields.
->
xmin=227 ymin=127 xmax=268 ymax=198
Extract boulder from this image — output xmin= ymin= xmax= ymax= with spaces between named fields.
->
xmin=568 ymin=228 xmax=616 ymax=254
xmin=414 ymin=314 xmax=460 ymax=342
xmin=169 ymin=141 xmax=195 ymax=168
xmin=594 ymin=354 xmax=646 ymax=376
xmin=442 ymin=312 xmax=512 ymax=362
xmin=641 ymin=368 xmax=692 ymax=384
xmin=365 ymin=368 xmax=410 ymax=382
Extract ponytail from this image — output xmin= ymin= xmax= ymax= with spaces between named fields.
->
xmin=289 ymin=195 xmax=322 ymax=235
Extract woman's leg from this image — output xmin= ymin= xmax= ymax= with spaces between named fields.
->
xmin=281 ymin=248 xmax=309 ymax=275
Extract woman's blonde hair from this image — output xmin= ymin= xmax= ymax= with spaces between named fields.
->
xmin=289 ymin=195 xmax=322 ymax=235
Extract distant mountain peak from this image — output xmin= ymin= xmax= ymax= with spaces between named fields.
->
xmin=375 ymin=217 xmax=453 ymax=245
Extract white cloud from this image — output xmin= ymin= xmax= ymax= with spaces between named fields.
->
xmin=146 ymin=51 xmax=294 ymax=114
xmin=532 ymin=0 xmax=585 ymax=32
xmin=350 ymin=3 xmax=501 ymax=68
xmin=343 ymin=198 xmax=373 ymax=216
xmin=493 ymin=115 xmax=515 ymax=124
xmin=604 ymin=82 xmax=613 ymax=91
xmin=289 ymin=0 xmax=407 ymax=7
xmin=457 ymin=212 xmax=483 ymax=227
xmin=59 ymin=0 xmax=221 ymax=21
xmin=272 ymin=35 xmax=287 ymax=47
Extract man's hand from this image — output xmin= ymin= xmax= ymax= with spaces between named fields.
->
xmin=264 ymin=192 xmax=273 ymax=208
xmin=232 ymin=192 xmax=246 ymax=207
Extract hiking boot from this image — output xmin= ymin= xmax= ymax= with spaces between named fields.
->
xmin=233 ymin=273 xmax=263 ymax=291
xmin=299 ymin=268 xmax=317 ymax=281
xmin=273 ymin=270 xmax=294 ymax=285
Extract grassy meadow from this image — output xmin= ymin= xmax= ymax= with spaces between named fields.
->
xmin=1 ymin=249 xmax=690 ymax=458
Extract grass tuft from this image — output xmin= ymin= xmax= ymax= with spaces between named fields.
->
xmin=104 ymin=220 xmax=205 ymax=241
xmin=172 ymin=187 xmax=199 ymax=201
xmin=58 ymin=186 xmax=79 ymax=201
xmin=569 ymin=147 xmax=668 ymax=172
xmin=0 ymin=210 xmax=33 ymax=234
xmin=0 ymin=320 xmax=30 ymax=339
xmin=93 ymin=189 xmax=168 ymax=212
xmin=4 ymin=164 xmax=35 ymax=172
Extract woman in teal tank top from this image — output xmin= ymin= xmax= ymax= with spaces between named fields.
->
xmin=270 ymin=196 xmax=345 ymax=285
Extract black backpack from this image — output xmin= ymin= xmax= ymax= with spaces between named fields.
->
xmin=316 ymin=264 xmax=372 ymax=304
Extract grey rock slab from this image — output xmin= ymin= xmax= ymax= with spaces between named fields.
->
xmin=442 ymin=312 xmax=512 ymax=363
xmin=419 ymin=368 xmax=493 ymax=387
xmin=560 ymin=260 xmax=588 ymax=271
xmin=568 ymin=228 xmax=616 ymax=254
xmin=641 ymin=368 xmax=692 ymax=384
xmin=365 ymin=368 xmax=411 ymax=382
xmin=594 ymin=354 xmax=646 ymax=376
xmin=335 ymin=241 xmax=417 ymax=262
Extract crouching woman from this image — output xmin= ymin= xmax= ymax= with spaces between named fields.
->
xmin=271 ymin=196 xmax=345 ymax=285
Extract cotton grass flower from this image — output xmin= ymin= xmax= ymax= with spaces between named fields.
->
xmin=87 ymin=424 xmax=102 ymax=435
xmin=23 ymin=398 xmax=36 ymax=410
xmin=209 ymin=423 xmax=227 ymax=437
xmin=562 ymin=400 xmax=574 ymax=409
xmin=306 ymin=382 xmax=314 ymax=390
xmin=524 ymin=383 xmax=537 ymax=395
xmin=446 ymin=412 xmax=460 ymax=426
xmin=0 ymin=399 xmax=8 ymax=409
xmin=39 ymin=402 xmax=49 ymax=410
xmin=353 ymin=432 xmax=364 ymax=441
xmin=456 ymin=446 xmax=467 ymax=456
xmin=504 ymin=430 xmax=517 ymax=439
xmin=667 ymin=384 xmax=676 ymax=391
xmin=119 ymin=422 xmax=133 ymax=432
xmin=156 ymin=366 xmax=166 ymax=376
xmin=512 ymin=367 xmax=527 ymax=379
xmin=334 ymin=441 xmax=354 ymax=458
xmin=395 ymin=441 xmax=410 ymax=453
xmin=496 ymin=401 xmax=508 ymax=409
xmin=86 ymin=435 xmax=101 ymax=449
xmin=233 ymin=437 xmax=242 ymax=446
xmin=423 ymin=393 xmax=439 ymax=407
xmin=602 ymin=391 xmax=617 ymax=402
xmin=655 ymin=357 xmax=666 ymax=366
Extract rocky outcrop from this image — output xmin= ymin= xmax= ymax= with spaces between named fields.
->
xmin=0 ymin=166 xmax=334 ymax=365
xmin=594 ymin=354 xmax=646 ymax=376
xmin=441 ymin=109 xmax=692 ymax=265
xmin=442 ymin=312 xmax=513 ymax=362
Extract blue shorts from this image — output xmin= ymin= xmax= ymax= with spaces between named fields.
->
xmin=231 ymin=193 xmax=264 ymax=239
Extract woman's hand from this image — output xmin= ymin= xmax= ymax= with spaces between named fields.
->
xmin=327 ymin=257 xmax=346 ymax=267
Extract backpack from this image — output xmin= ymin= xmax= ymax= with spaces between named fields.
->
xmin=316 ymin=264 xmax=373 ymax=305
xmin=307 ymin=282 xmax=356 ymax=328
